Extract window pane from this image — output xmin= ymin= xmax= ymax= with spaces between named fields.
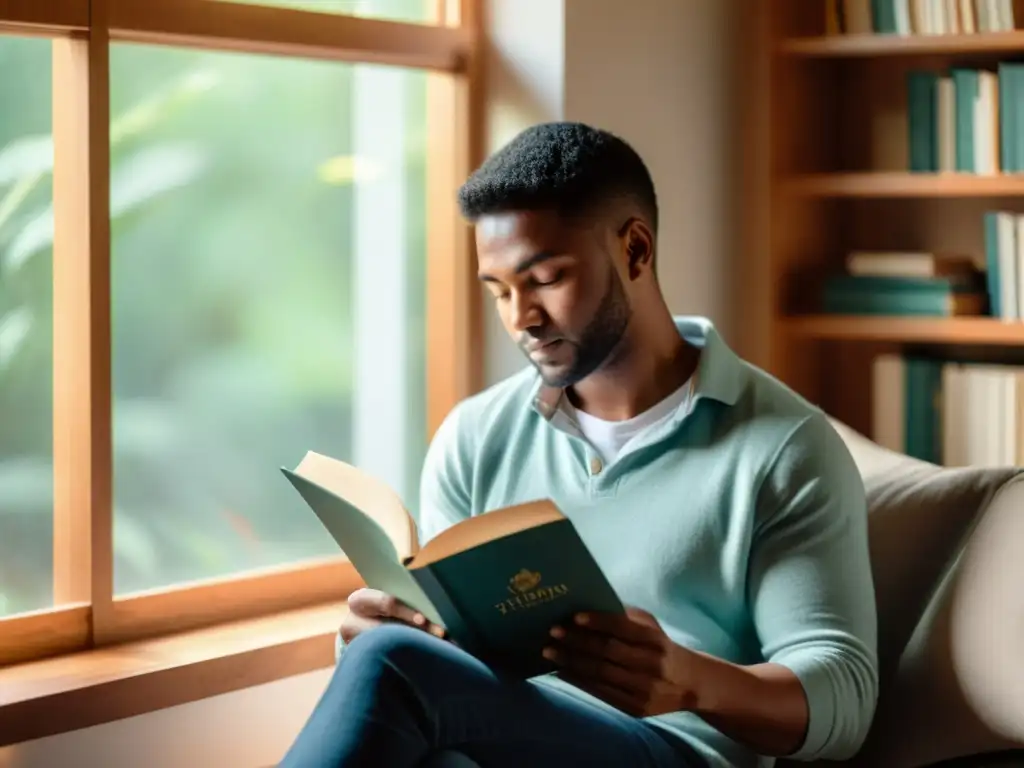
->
xmin=212 ymin=0 xmax=437 ymax=24
xmin=110 ymin=44 xmax=427 ymax=594
xmin=0 ymin=37 xmax=55 ymax=617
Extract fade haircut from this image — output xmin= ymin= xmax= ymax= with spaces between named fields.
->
xmin=456 ymin=122 xmax=659 ymax=233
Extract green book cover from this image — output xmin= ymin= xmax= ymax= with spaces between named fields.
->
xmin=904 ymin=357 xmax=943 ymax=464
xmin=998 ymin=63 xmax=1018 ymax=172
xmin=824 ymin=274 xmax=982 ymax=293
xmin=871 ymin=0 xmax=897 ymax=32
xmin=821 ymin=286 xmax=987 ymax=316
xmin=983 ymin=211 xmax=1003 ymax=316
xmin=281 ymin=451 xmax=624 ymax=679
xmin=951 ymin=68 xmax=978 ymax=172
xmin=907 ymin=71 xmax=938 ymax=172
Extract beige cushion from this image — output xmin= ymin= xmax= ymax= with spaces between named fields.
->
xmin=820 ymin=419 xmax=1024 ymax=768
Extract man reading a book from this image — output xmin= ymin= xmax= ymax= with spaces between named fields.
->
xmin=279 ymin=122 xmax=878 ymax=768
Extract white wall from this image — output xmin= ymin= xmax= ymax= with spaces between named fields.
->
xmin=0 ymin=3 xmax=746 ymax=765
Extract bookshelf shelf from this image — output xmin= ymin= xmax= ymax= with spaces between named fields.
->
xmin=780 ymin=31 xmax=1024 ymax=57
xmin=785 ymin=172 xmax=1024 ymax=198
xmin=759 ymin=1 xmax=1024 ymax=446
xmin=783 ymin=316 xmax=1024 ymax=346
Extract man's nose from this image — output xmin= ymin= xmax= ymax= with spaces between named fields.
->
xmin=508 ymin=290 xmax=542 ymax=332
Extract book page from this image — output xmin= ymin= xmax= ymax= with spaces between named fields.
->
xmin=409 ymin=499 xmax=564 ymax=568
xmin=282 ymin=466 xmax=442 ymax=626
xmin=293 ymin=450 xmax=418 ymax=558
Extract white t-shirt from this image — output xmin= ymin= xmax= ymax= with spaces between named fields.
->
xmin=567 ymin=378 xmax=693 ymax=464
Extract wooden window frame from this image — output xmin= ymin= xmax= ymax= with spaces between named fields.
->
xmin=0 ymin=0 xmax=483 ymax=668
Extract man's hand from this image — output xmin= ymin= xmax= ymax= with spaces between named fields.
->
xmin=542 ymin=606 xmax=706 ymax=718
xmin=340 ymin=588 xmax=447 ymax=644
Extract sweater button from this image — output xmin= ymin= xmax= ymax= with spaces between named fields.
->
xmin=589 ymin=456 xmax=603 ymax=475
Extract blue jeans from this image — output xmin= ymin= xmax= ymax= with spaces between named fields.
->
xmin=278 ymin=623 xmax=706 ymax=768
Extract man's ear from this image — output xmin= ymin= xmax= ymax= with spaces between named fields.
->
xmin=622 ymin=218 xmax=655 ymax=280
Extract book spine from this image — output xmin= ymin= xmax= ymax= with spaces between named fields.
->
xmin=952 ymin=68 xmax=978 ymax=172
xmin=984 ymin=211 xmax=1003 ymax=316
xmin=908 ymin=71 xmax=938 ymax=172
xmin=904 ymin=358 xmax=943 ymax=464
xmin=410 ymin=565 xmax=488 ymax=658
xmin=997 ymin=211 xmax=1019 ymax=318
xmin=999 ymin=63 xmax=1016 ymax=172
xmin=822 ymin=287 xmax=983 ymax=315
xmin=872 ymin=354 xmax=906 ymax=452
xmin=894 ymin=0 xmax=913 ymax=32
xmin=937 ymin=74 xmax=957 ymax=171
xmin=825 ymin=274 xmax=979 ymax=292
xmin=872 ymin=0 xmax=899 ymax=31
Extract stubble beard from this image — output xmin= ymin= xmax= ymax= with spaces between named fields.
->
xmin=531 ymin=266 xmax=632 ymax=389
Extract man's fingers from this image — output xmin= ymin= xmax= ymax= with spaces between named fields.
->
xmin=551 ymin=626 xmax=663 ymax=675
xmin=339 ymin=611 xmax=380 ymax=644
xmin=570 ymin=610 xmax=663 ymax=648
xmin=348 ymin=588 xmax=416 ymax=622
xmin=346 ymin=588 xmax=447 ymax=637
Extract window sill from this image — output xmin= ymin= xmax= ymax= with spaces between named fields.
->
xmin=0 ymin=600 xmax=345 ymax=747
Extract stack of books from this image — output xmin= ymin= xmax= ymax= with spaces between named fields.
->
xmin=827 ymin=0 xmax=1019 ymax=36
xmin=873 ymin=353 xmax=1024 ymax=466
xmin=821 ymin=251 xmax=988 ymax=316
xmin=906 ymin=63 xmax=1024 ymax=175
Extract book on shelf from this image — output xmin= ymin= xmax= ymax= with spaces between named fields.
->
xmin=846 ymin=250 xmax=980 ymax=277
xmin=822 ymin=252 xmax=989 ymax=316
xmin=984 ymin=211 xmax=1024 ymax=319
xmin=873 ymin=353 xmax=1024 ymax=466
xmin=827 ymin=0 xmax=1019 ymax=37
xmin=280 ymin=451 xmax=623 ymax=679
xmin=906 ymin=63 xmax=1024 ymax=175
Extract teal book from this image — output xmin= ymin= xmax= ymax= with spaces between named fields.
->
xmin=871 ymin=0 xmax=897 ymax=33
xmin=952 ymin=68 xmax=978 ymax=172
xmin=998 ymin=63 xmax=1019 ymax=172
xmin=281 ymin=451 xmax=624 ymax=679
xmin=821 ymin=288 xmax=987 ymax=316
xmin=904 ymin=357 xmax=943 ymax=464
xmin=983 ymin=211 xmax=1003 ymax=317
xmin=821 ymin=275 xmax=988 ymax=316
xmin=907 ymin=71 xmax=938 ymax=172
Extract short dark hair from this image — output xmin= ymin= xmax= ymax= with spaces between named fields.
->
xmin=457 ymin=122 xmax=659 ymax=233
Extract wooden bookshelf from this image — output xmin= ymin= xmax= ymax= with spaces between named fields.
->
xmin=783 ymin=316 xmax=1024 ymax=345
xmin=761 ymin=0 xmax=1024 ymax=442
xmin=781 ymin=30 xmax=1024 ymax=57
xmin=785 ymin=172 xmax=1024 ymax=197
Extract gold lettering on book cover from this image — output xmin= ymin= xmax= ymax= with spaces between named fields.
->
xmin=495 ymin=568 xmax=569 ymax=615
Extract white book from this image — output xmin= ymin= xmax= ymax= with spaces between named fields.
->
xmin=846 ymin=251 xmax=936 ymax=276
xmin=942 ymin=363 xmax=966 ymax=466
xmin=945 ymin=0 xmax=960 ymax=31
xmin=873 ymin=355 xmax=906 ymax=454
xmin=975 ymin=72 xmax=999 ymax=175
xmin=960 ymin=0 xmax=977 ymax=31
xmin=1017 ymin=215 xmax=1024 ymax=319
xmin=1003 ymin=368 xmax=1019 ymax=465
xmin=914 ymin=0 xmax=934 ymax=32
xmin=895 ymin=0 xmax=913 ymax=33
xmin=973 ymin=366 xmax=1008 ymax=466
xmin=998 ymin=0 xmax=1014 ymax=30
xmin=962 ymin=366 xmax=988 ymax=466
xmin=978 ymin=0 xmax=992 ymax=30
xmin=1016 ymin=369 xmax=1024 ymax=465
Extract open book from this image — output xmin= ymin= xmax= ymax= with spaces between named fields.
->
xmin=281 ymin=451 xmax=623 ymax=678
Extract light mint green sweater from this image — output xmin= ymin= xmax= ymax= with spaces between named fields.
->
xmin=413 ymin=317 xmax=878 ymax=767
